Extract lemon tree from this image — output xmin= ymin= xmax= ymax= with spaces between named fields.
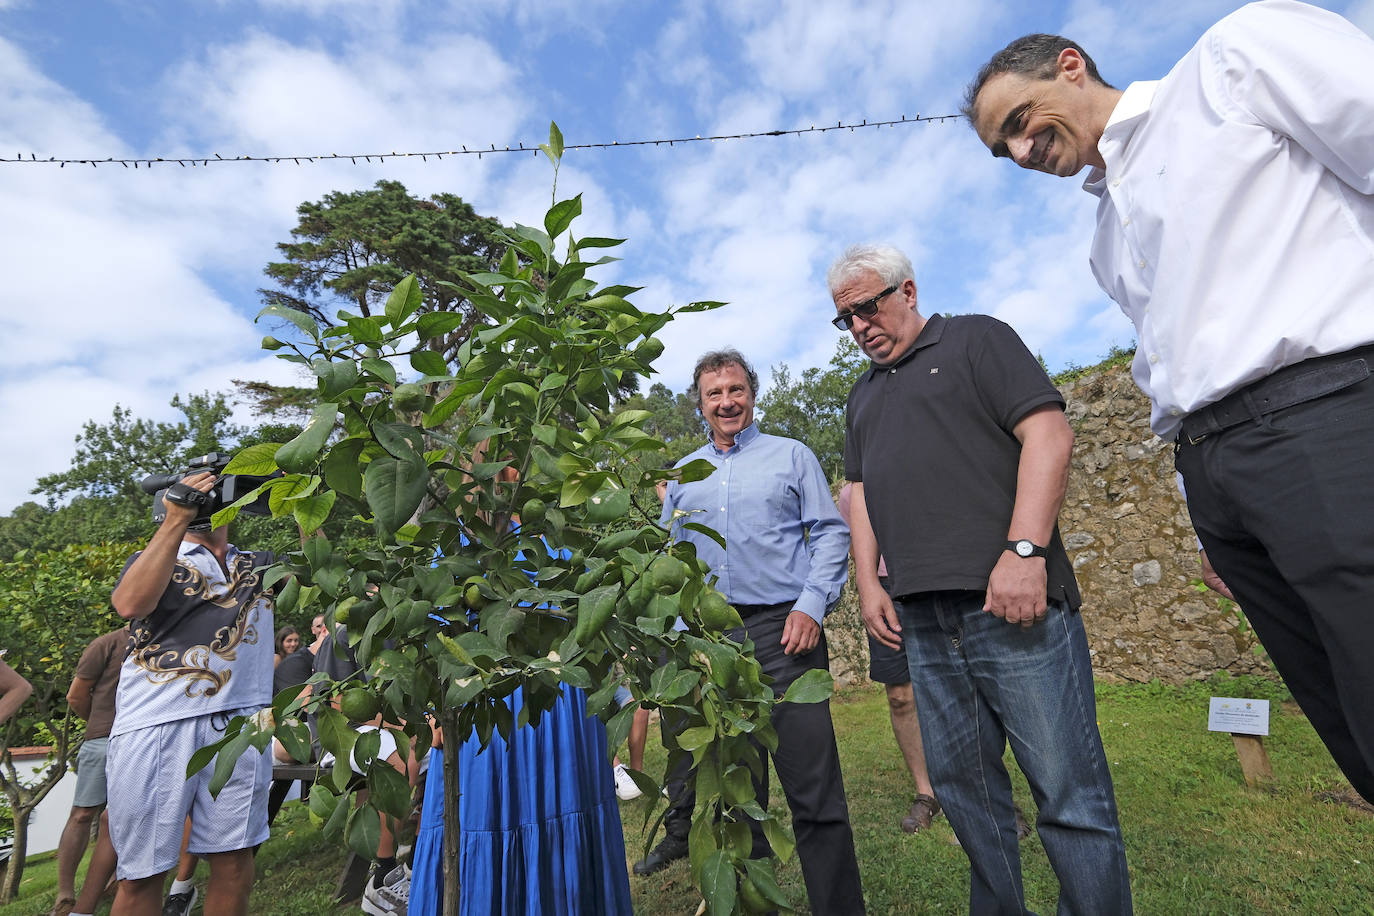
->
xmin=190 ymin=125 xmax=829 ymax=915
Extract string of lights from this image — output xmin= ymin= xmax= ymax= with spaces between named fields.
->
xmin=0 ymin=113 xmax=959 ymax=169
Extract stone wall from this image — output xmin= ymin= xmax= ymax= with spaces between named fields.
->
xmin=826 ymin=362 xmax=1272 ymax=687
xmin=1058 ymin=364 xmax=1270 ymax=683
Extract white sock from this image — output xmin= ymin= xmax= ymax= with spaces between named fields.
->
xmin=71 ymin=912 xmax=94 ymax=916
xmin=168 ymin=878 xmax=195 ymax=895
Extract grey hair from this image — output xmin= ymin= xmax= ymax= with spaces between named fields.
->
xmin=688 ymin=348 xmax=759 ymax=409
xmin=962 ymin=33 xmax=1113 ymax=120
xmin=826 ymin=244 xmax=915 ymax=295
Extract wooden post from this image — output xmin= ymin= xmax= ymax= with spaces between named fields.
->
xmin=1231 ymin=733 xmax=1274 ymax=786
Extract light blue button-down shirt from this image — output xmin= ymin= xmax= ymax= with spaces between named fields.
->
xmin=661 ymin=424 xmax=849 ymax=625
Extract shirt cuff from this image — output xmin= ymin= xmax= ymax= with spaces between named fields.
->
xmin=791 ymin=595 xmax=827 ymax=626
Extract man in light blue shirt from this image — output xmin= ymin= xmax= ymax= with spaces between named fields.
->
xmin=632 ymin=348 xmax=864 ymax=916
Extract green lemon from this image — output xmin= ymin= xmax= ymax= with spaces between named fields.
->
xmin=698 ymin=590 xmax=741 ymax=630
xmin=646 ymin=555 xmax=689 ymax=594
xmin=339 ymin=687 xmax=380 ymax=723
xmin=392 ymin=382 xmax=426 ymax=412
xmin=521 ymin=497 xmax=546 ymax=526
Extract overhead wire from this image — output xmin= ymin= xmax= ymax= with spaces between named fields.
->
xmin=0 ymin=113 xmax=960 ymax=169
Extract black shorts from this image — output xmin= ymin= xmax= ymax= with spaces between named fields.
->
xmin=868 ymin=632 xmax=910 ymax=685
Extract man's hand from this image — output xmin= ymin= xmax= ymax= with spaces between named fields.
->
xmin=113 ymin=471 xmax=218 ymax=621
xmin=859 ymin=584 xmax=903 ymax=650
xmin=984 ymin=552 xmax=1048 ymax=627
xmin=1199 ymin=549 xmax=1235 ymax=600
xmin=162 ymin=471 xmax=217 ymax=528
xmin=780 ymin=610 xmax=821 ymax=655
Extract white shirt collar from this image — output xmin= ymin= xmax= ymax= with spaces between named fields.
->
xmin=1084 ymin=80 xmax=1160 ymax=192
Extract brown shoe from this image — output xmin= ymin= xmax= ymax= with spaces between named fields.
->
xmin=1014 ymin=804 xmax=1033 ymax=840
xmin=901 ymin=794 xmax=941 ymax=833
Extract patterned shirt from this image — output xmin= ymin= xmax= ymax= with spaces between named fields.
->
xmin=110 ymin=541 xmax=275 ymax=736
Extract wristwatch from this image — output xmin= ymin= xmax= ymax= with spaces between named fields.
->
xmin=1005 ymin=538 xmax=1048 ymax=558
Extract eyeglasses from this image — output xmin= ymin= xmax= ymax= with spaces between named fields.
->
xmin=831 ymin=285 xmax=897 ymax=330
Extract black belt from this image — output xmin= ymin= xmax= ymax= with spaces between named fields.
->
xmin=1179 ymin=345 xmax=1374 ymax=446
xmin=733 ymin=601 xmax=793 ymax=617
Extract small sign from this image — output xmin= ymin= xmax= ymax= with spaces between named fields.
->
xmin=1208 ymin=697 xmax=1270 ymax=736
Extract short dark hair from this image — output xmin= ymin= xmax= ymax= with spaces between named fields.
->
xmin=689 ymin=348 xmax=759 ymax=409
xmin=961 ymin=33 xmax=1112 ymax=120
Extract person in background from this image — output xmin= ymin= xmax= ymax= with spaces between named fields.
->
xmin=640 ymin=348 xmax=864 ymax=916
xmin=50 ymin=627 xmax=128 ymax=916
xmin=836 ymin=483 xmax=941 ymax=833
xmin=273 ymin=626 xmax=300 ymax=668
xmin=0 ymin=653 xmax=32 ymax=725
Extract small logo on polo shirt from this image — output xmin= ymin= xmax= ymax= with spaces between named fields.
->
xmin=930 ymin=368 xmax=939 ymax=374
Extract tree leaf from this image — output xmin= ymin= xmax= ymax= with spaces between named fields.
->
xmin=584 ymin=484 xmax=631 ymax=523
xmin=224 ymin=442 xmax=283 ymax=475
xmin=275 ymin=402 xmax=338 ymax=473
xmin=700 ymin=850 xmax=737 ymax=916
xmin=293 ymin=491 xmax=336 ymax=535
xmin=361 ymin=357 xmax=397 ymax=386
xmin=347 ymin=803 xmax=382 ymax=860
xmin=364 ymin=456 xmax=429 ymax=536
xmin=545 ymin=194 xmax=582 ymax=241
xmin=257 ymin=304 xmax=320 ymax=341
xmin=384 ymin=274 xmax=423 ymax=326
xmin=313 ymin=359 xmax=359 ymax=398
xmin=209 ymin=727 xmax=254 ymax=798
xmin=779 ymin=668 xmax=832 ymax=705
xmin=410 ymin=349 xmax=448 ymax=377
xmin=760 ymin=815 xmax=796 ymax=864
xmin=322 ymin=438 xmax=366 ymax=499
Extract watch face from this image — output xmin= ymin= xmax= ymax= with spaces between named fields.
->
xmin=1015 ymin=540 xmax=1034 ymax=557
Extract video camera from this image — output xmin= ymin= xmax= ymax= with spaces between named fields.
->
xmin=140 ymin=452 xmax=278 ymax=530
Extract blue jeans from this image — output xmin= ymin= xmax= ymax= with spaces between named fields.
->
xmin=895 ymin=591 xmax=1131 ymax=916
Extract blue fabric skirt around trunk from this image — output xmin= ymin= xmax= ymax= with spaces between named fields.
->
xmin=409 ymin=685 xmax=634 ymax=915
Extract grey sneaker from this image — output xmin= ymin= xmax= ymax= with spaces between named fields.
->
xmin=361 ymin=864 xmax=409 ymax=916
xmin=161 ymin=887 xmax=198 ymax=916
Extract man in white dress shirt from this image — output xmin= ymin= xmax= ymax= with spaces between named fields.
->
xmin=964 ymin=0 xmax=1374 ymax=803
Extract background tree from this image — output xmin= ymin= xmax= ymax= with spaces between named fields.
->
xmin=260 ymin=179 xmax=506 ymax=367
xmin=0 ymin=394 xmax=248 ymax=559
xmin=755 ymin=339 xmax=868 ymax=481
xmin=200 ymin=128 xmax=828 ymax=916
xmin=616 ymin=382 xmax=704 ymax=463
xmin=0 ymin=543 xmax=128 ymax=901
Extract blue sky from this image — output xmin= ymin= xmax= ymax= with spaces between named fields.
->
xmin=2 ymin=0 xmax=1370 ymax=513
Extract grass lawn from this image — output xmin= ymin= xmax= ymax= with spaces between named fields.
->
xmin=5 ymin=674 xmax=1371 ymax=914
xmin=622 ymin=674 xmax=1373 ymax=915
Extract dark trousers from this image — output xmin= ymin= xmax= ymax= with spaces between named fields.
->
xmin=1176 ymin=353 xmax=1374 ymax=801
xmin=661 ymin=603 xmax=865 ymax=915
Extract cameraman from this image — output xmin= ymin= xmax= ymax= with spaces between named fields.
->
xmin=106 ymin=471 xmax=275 ymax=916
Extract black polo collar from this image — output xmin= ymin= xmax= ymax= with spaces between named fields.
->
xmin=861 ymin=313 xmax=947 ymax=381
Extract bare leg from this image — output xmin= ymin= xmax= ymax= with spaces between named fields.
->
xmin=110 ymin=873 xmax=166 ymax=916
xmin=174 ymin=817 xmax=198 ymax=882
xmin=72 ymin=810 xmax=117 ymax=915
xmin=628 ymin=706 xmax=650 ymax=772
xmin=886 ymin=682 xmax=934 ymax=796
xmin=55 ymin=805 xmax=100 ymax=904
xmin=202 ymin=849 xmax=254 ymax=916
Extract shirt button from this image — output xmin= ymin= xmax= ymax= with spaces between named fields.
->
xmin=1149 ymin=353 xmax=1159 ymax=364
xmin=1170 ymin=408 xmax=1181 ymax=416
xmin=1122 ymin=217 xmax=1131 ymax=227
xmin=1138 ymin=259 xmax=1147 ymax=269
xmin=1112 ymin=178 xmax=1121 ymax=187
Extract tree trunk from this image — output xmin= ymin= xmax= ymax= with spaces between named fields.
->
xmin=441 ymin=706 xmax=461 ymax=916
xmin=1 ymin=804 xmax=28 ymax=902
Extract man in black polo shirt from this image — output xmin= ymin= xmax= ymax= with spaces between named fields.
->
xmin=831 ymin=244 xmax=1131 ymax=915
